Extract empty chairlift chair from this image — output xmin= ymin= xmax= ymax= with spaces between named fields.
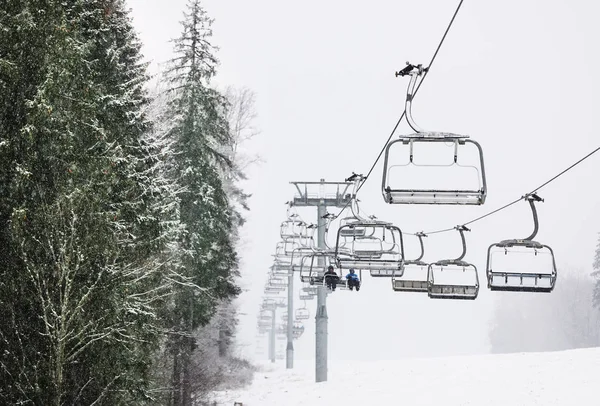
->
xmin=382 ymin=63 xmax=487 ymax=205
xmin=270 ymin=260 xmax=291 ymax=276
xmin=428 ymin=226 xmax=479 ymax=300
xmin=335 ymin=221 xmax=405 ymax=277
xmin=295 ymin=306 xmax=310 ymax=320
xmin=280 ymin=214 xmax=305 ymax=240
xmin=299 ymin=286 xmax=316 ymax=301
xmin=486 ymin=193 xmax=557 ymax=292
xmin=392 ymin=232 xmax=429 ymax=292
xmin=290 ymin=246 xmax=316 ymax=274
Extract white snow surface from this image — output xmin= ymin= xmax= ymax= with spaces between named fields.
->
xmin=212 ymin=347 xmax=600 ymax=405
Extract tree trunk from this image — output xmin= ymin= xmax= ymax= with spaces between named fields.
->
xmin=218 ymin=327 xmax=227 ymax=357
xmin=182 ymin=340 xmax=192 ymax=406
xmin=171 ymin=350 xmax=181 ymax=406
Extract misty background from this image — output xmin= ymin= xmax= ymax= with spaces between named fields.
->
xmin=128 ymin=0 xmax=600 ymax=361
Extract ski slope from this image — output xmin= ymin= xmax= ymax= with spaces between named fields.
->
xmin=213 ymin=347 xmax=599 ymax=405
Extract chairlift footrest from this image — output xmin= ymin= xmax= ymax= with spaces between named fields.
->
xmin=392 ymin=280 xmax=428 ymax=292
xmin=488 ymin=271 xmax=555 ymax=292
xmin=428 ymin=284 xmax=478 ymax=300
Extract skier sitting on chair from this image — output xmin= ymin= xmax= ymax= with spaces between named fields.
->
xmin=346 ymin=269 xmax=360 ymax=291
xmin=324 ymin=265 xmax=339 ymax=291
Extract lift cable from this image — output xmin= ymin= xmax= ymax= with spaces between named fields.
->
xmin=415 ymin=145 xmax=600 ymax=236
xmin=332 ymin=0 xmax=466 ymax=221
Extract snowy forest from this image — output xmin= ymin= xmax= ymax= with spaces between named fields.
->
xmin=0 ymin=0 xmax=255 ymax=405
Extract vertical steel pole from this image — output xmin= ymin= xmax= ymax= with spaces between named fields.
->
xmin=286 ymin=261 xmax=294 ymax=368
xmin=269 ymin=308 xmax=276 ymax=363
xmin=315 ymin=188 xmax=328 ymax=382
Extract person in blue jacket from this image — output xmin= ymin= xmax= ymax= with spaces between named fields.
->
xmin=346 ymin=269 xmax=360 ymax=291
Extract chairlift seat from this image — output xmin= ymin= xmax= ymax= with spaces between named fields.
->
xmin=352 ymin=249 xmax=384 ymax=259
xmin=338 ymin=258 xmax=403 ymax=272
xmin=385 ymin=189 xmax=485 ymax=205
xmin=295 ymin=308 xmax=310 ymax=320
xmin=335 ymin=223 xmax=405 ymax=273
xmin=391 ymin=262 xmax=428 ymax=292
xmin=339 ymin=228 xmax=367 ymax=238
xmin=369 ymin=267 xmax=404 ymax=278
xmin=393 ymin=279 xmax=429 ymax=292
xmin=427 ymin=260 xmax=479 ymax=300
xmin=264 ymin=285 xmax=285 ymax=293
xmin=486 ymin=239 xmax=557 ymax=292
xmin=382 ymin=136 xmax=487 ymax=206
xmin=336 ymin=279 xmax=349 ymax=290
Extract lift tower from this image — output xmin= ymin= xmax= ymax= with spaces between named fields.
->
xmin=288 ymin=180 xmax=352 ymax=382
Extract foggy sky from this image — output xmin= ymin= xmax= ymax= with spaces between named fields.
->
xmin=127 ymin=0 xmax=600 ymax=361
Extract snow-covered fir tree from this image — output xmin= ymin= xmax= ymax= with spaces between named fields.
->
xmin=1 ymin=1 xmax=179 ymax=404
xmin=159 ymin=1 xmax=242 ymax=404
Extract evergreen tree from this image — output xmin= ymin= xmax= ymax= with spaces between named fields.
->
xmin=592 ymin=233 xmax=600 ymax=308
xmin=1 ymin=1 xmax=179 ymax=403
xmin=0 ymin=2 xmax=70 ymax=403
xmin=161 ymin=1 xmax=240 ymax=404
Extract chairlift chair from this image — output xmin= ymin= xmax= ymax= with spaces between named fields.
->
xmin=271 ymin=259 xmax=291 ymax=276
xmin=392 ymin=232 xmax=429 ymax=292
xmin=269 ymin=276 xmax=288 ymax=288
xmin=303 ymin=285 xmax=318 ymax=295
xmin=299 ymin=291 xmax=315 ymax=301
xmin=486 ymin=194 xmax=557 ymax=292
xmin=295 ymin=306 xmax=310 ymax=320
xmin=292 ymin=322 xmax=305 ymax=339
xmin=264 ymin=283 xmax=285 ymax=293
xmin=338 ymin=216 xmax=368 ymax=238
xmin=427 ymin=226 xmax=479 ymax=300
xmin=280 ymin=214 xmax=306 ymax=240
xmin=261 ymin=297 xmax=287 ymax=310
xmin=335 ymin=221 xmax=405 ymax=273
xmin=382 ymin=63 xmax=487 ymax=205
xmin=298 ymin=250 xmax=336 ymax=284
xmin=290 ymin=246 xmax=318 ymax=273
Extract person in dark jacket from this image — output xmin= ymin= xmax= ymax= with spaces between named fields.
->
xmin=324 ymin=265 xmax=339 ymax=291
xmin=346 ymin=268 xmax=360 ymax=291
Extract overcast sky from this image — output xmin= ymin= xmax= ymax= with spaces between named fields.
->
xmin=127 ymin=0 xmax=600 ymax=362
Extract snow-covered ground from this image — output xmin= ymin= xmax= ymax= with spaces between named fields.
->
xmin=212 ymin=347 xmax=600 ymax=405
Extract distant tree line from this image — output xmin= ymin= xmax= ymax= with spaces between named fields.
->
xmin=0 ymin=0 xmax=255 ymax=404
xmin=489 ymin=235 xmax=600 ymax=353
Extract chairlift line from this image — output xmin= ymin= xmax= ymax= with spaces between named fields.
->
xmin=420 ymin=145 xmax=600 ymax=236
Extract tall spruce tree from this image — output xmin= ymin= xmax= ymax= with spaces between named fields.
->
xmin=1 ymin=1 xmax=178 ymax=404
xmin=161 ymin=1 xmax=240 ymax=404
